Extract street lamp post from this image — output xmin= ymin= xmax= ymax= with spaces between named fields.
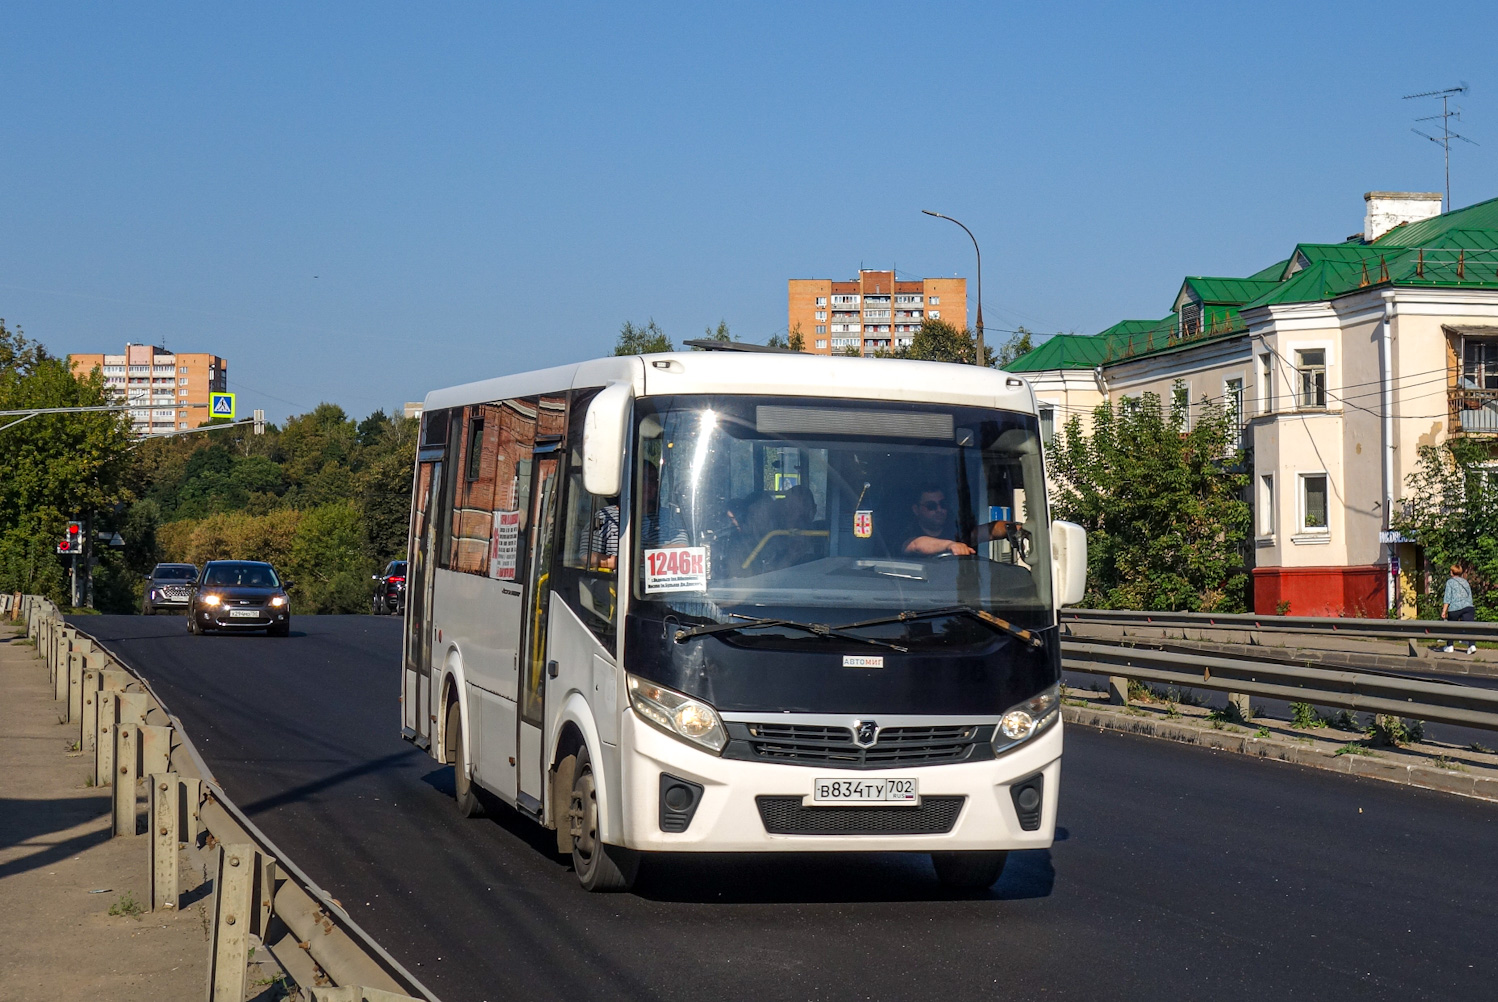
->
xmin=922 ymin=210 xmax=984 ymax=365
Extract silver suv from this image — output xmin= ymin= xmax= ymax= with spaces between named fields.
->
xmin=142 ymin=563 xmax=199 ymax=615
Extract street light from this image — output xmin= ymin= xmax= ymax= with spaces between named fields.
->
xmin=922 ymin=210 xmax=984 ymax=365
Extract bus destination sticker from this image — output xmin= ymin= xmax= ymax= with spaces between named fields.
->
xmin=643 ymin=546 xmax=709 ymax=593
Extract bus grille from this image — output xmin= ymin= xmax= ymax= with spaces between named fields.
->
xmin=744 ymin=723 xmax=980 ymax=768
xmin=755 ymin=795 xmax=965 ymax=836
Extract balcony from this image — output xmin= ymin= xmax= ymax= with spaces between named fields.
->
xmin=863 ymin=310 xmax=891 ymax=320
xmin=1451 ymin=387 xmax=1498 ymax=434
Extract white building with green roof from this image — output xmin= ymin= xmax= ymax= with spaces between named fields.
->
xmin=1007 ymin=191 xmax=1498 ymax=617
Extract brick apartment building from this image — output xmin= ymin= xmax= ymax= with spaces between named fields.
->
xmin=1005 ymin=191 xmax=1498 ymax=617
xmin=789 ymin=270 xmax=967 ymax=356
xmin=70 ymin=343 xmax=229 ymax=436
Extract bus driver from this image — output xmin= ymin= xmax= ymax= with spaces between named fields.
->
xmin=902 ymin=485 xmax=1012 ymax=557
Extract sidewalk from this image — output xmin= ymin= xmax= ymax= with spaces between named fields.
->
xmin=0 ymin=624 xmax=208 ymax=1002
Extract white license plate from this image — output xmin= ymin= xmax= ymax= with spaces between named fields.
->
xmin=808 ymin=777 xmax=919 ymax=805
xmin=228 ymin=609 xmax=260 ymax=618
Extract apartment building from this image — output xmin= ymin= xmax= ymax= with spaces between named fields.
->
xmin=70 ymin=343 xmax=229 ymax=436
xmin=1006 ymin=191 xmax=1498 ymax=617
xmin=789 ymin=270 xmax=967 ymax=356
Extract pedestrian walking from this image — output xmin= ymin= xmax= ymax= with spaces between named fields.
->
xmin=1441 ymin=560 xmax=1478 ymax=655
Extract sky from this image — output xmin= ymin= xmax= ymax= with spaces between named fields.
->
xmin=4 ymin=1 xmax=1497 ymax=423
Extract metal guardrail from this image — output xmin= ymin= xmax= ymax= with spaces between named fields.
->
xmin=1063 ymin=640 xmax=1498 ymax=732
xmin=1062 ymin=608 xmax=1498 ymax=645
xmin=10 ymin=595 xmax=437 ymax=1002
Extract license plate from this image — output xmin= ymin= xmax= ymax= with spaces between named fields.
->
xmin=808 ymin=777 xmax=919 ymax=805
xmin=228 ymin=609 xmax=260 ymax=618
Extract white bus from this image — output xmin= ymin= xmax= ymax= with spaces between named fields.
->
xmin=401 ymin=346 xmax=1086 ymax=891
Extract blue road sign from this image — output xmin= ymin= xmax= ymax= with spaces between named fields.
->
xmin=210 ymin=392 xmax=236 ymax=419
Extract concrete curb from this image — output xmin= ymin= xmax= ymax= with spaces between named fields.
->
xmin=1063 ymin=703 xmax=1498 ymax=804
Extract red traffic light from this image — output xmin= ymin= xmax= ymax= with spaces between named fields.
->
xmin=67 ymin=522 xmax=82 ymax=535
xmin=57 ymin=539 xmax=73 ymax=553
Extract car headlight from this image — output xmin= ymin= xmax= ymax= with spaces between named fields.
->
xmin=627 ymin=674 xmax=727 ymax=753
xmin=200 ymin=593 xmax=222 ymax=607
xmin=993 ymin=683 xmax=1061 ymax=754
xmin=269 ymin=595 xmax=287 ymax=607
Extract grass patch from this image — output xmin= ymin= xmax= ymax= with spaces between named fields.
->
xmin=1333 ymin=742 xmax=1375 ymax=757
xmin=1366 ymin=714 xmax=1425 ymax=748
xmin=1469 ymin=742 xmax=1495 ymax=754
xmin=1290 ymin=702 xmax=1327 ymax=729
xmin=1328 ymin=709 xmax=1362 ymax=732
xmin=1429 ymin=755 xmax=1467 ymax=771
xmin=1255 ymin=726 xmax=1271 ymax=738
xmin=108 ymin=891 xmax=144 ymax=919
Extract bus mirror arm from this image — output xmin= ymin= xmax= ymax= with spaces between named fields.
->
xmin=583 ymin=382 xmax=634 ymax=497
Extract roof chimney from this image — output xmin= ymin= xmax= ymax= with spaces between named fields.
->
xmin=1363 ymin=191 xmax=1442 ymax=242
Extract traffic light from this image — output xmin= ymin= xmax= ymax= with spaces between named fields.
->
xmin=58 ymin=520 xmax=82 ymax=555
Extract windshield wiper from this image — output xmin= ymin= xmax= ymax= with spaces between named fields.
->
xmin=835 ymin=606 xmax=1047 ymax=649
xmin=674 ymin=614 xmax=909 ymax=653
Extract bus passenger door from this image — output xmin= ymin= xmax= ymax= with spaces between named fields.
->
xmin=517 ymin=443 xmax=562 ymax=809
xmin=403 ymin=458 xmax=442 ymax=748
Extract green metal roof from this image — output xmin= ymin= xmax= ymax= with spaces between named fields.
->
xmin=1001 ymin=194 xmax=1498 ymax=375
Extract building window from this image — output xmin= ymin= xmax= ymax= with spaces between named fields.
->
xmin=1258 ymin=474 xmax=1275 ymax=536
xmin=465 ymin=417 xmax=485 ymax=481
xmin=1171 ymin=379 xmax=1190 ymax=427
xmin=928 ymin=296 xmax=940 ymax=305
xmin=815 ymin=311 xmax=827 ymax=321
xmin=815 ymin=325 xmax=826 ymax=334
xmin=1039 ymin=405 xmax=1056 ymax=447
xmin=179 ymin=367 xmax=189 ymax=374
xmin=1300 ymin=474 xmax=1329 ymax=533
xmin=1180 ymin=302 xmax=1201 ymax=338
xmin=1119 ymin=396 xmax=1139 ymax=418
xmin=1297 ymin=349 xmax=1327 ymax=408
xmin=929 ymin=310 xmax=941 ymax=320
xmin=815 ymin=339 xmax=827 ymax=349
xmin=1259 ymin=353 xmax=1274 ymax=414
xmin=1225 ymin=378 xmax=1244 ymax=439
xmin=815 ymin=296 xmax=827 ymax=307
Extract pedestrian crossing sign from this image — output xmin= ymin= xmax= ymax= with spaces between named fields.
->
xmin=210 ymin=392 xmax=236 ymax=419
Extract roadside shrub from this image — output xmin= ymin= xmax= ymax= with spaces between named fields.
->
xmin=1289 ymin=702 xmax=1326 ymax=729
xmin=1366 ymin=715 xmax=1424 ymax=747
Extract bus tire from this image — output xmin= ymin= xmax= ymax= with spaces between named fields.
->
xmin=931 ymin=850 xmax=1008 ymax=890
xmin=446 ymin=701 xmax=483 ymax=818
xmin=567 ymin=746 xmax=637 ymax=892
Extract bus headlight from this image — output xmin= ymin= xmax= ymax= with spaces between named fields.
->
xmin=627 ymin=675 xmax=727 ymax=754
xmin=993 ymin=683 xmax=1060 ymax=755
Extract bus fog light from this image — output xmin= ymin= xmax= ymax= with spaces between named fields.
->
xmin=993 ymin=683 xmax=1060 ymax=755
xmin=628 ymin=675 xmax=727 ymax=754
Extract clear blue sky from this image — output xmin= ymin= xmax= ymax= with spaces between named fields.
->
xmin=4 ymin=2 xmax=1496 ymax=422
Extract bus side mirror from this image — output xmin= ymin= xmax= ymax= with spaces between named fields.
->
xmin=583 ymin=382 xmax=633 ymax=497
xmin=1051 ymin=520 xmax=1087 ymax=608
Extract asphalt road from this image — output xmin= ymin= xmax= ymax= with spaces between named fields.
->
xmin=75 ymin=614 xmax=1498 ymax=1002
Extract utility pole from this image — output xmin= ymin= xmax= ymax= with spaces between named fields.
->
xmin=1404 ymin=85 xmax=1477 ymax=212
xmin=921 ymin=210 xmax=985 ymax=365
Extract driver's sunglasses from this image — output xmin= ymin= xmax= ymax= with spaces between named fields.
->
xmin=918 ymin=500 xmax=947 ymax=512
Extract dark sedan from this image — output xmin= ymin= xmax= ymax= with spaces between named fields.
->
xmin=188 ymin=560 xmax=292 ymax=636
xmin=142 ymin=563 xmax=199 ymax=615
xmin=371 ymin=560 xmax=407 ymax=615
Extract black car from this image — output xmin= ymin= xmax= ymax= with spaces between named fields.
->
xmin=142 ymin=563 xmax=198 ymax=615
xmin=188 ymin=560 xmax=292 ymax=636
xmin=371 ymin=560 xmax=407 ymax=615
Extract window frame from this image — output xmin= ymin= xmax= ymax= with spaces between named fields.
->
xmin=1259 ymin=353 xmax=1275 ymax=414
xmin=1297 ymin=471 xmax=1330 ymax=538
xmin=1257 ymin=473 xmax=1275 ymax=538
xmin=1296 ymin=348 xmax=1328 ymax=409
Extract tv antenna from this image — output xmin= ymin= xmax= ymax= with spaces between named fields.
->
xmin=1404 ymin=84 xmax=1477 ymax=212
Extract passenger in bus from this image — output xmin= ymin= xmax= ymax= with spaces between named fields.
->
xmin=589 ymin=464 xmax=687 ymax=571
xmin=902 ymin=485 xmax=1011 ymax=556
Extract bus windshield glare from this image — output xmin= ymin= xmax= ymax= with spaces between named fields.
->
xmin=629 ymin=395 xmax=1052 ymax=636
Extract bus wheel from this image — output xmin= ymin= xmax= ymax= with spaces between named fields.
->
xmin=567 ymin=746 xmax=637 ymax=892
xmin=931 ymin=851 xmax=1008 ymax=890
xmin=446 ymin=702 xmax=483 ymax=818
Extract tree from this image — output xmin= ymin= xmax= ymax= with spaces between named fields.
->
xmin=692 ymin=319 xmax=731 ymax=349
xmin=614 ymin=319 xmax=672 ymax=355
xmin=0 ymin=319 xmax=134 ymax=603
xmin=788 ymin=323 xmax=806 ymax=352
xmin=1049 ymin=392 xmax=1251 ymax=611
xmin=902 ymin=318 xmax=996 ymax=366
xmin=1392 ymin=438 xmax=1498 ymax=620
xmin=995 ymin=327 xmax=1035 ymax=368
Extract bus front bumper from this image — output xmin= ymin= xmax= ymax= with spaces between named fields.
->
xmin=617 ymin=712 xmax=1062 ymax=853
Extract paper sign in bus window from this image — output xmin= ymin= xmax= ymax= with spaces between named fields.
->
xmin=643 ymin=546 xmax=708 ymax=593
xmin=853 ymin=510 xmax=873 ymax=539
xmin=489 ymin=510 xmax=521 ymax=580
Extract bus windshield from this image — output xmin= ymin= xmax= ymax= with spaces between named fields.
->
xmin=629 ymin=395 xmax=1052 ymax=637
